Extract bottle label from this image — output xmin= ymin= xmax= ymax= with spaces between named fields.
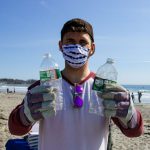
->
xmin=40 ymin=69 xmax=61 ymax=81
xmin=92 ymin=76 xmax=116 ymax=92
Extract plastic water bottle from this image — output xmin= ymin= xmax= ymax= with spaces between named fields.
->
xmin=92 ymin=58 xmax=118 ymax=92
xmin=90 ymin=58 xmax=117 ymax=116
xmin=40 ymin=53 xmax=63 ymax=110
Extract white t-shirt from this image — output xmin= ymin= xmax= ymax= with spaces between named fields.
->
xmin=38 ymin=75 xmax=109 ymax=150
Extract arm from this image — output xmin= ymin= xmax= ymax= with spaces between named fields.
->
xmin=112 ymin=109 xmax=144 ymax=137
xmin=8 ymin=81 xmax=56 ymax=136
xmin=8 ymin=81 xmax=40 ymax=135
xmin=8 ymin=101 xmax=33 ymax=136
xmin=99 ymin=83 xmax=144 ymax=137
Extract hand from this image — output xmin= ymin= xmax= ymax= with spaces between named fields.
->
xmin=21 ymin=85 xmax=57 ymax=124
xmin=98 ymin=83 xmax=136 ymax=126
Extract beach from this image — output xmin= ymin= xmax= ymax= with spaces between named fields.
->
xmin=0 ymin=93 xmax=24 ymax=150
xmin=112 ymin=104 xmax=150 ymax=150
xmin=0 ymin=92 xmax=150 ymax=150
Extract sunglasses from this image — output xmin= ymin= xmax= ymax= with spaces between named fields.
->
xmin=73 ymin=84 xmax=83 ymax=108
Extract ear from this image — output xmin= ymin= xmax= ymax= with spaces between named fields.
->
xmin=89 ymin=43 xmax=95 ymax=56
xmin=59 ymin=41 xmax=63 ymax=52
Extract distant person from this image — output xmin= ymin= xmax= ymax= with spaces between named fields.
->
xmin=14 ymin=88 xmax=15 ymax=93
xmin=7 ymin=88 xmax=13 ymax=93
xmin=131 ymin=92 xmax=135 ymax=103
xmin=7 ymin=88 xmax=9 ymax=93
xmin=138 ymin=91 xmax=142 ymax=103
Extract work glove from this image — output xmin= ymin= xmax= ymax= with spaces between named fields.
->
xmin=20 ymin=85 xmax=57 ymax=125
xmin=98 ymin=83 xmax=136 ymax=127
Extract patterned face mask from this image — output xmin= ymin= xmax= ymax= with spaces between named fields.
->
xmin=62 ymin=44 xmax=89 ymax=68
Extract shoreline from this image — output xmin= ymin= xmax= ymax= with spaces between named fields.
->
xmin=0 ymin=93 xmax=150 ymax=150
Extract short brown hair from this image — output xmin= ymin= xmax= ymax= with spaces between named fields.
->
xmin=61 ymin=18 xmax=94 ymax=42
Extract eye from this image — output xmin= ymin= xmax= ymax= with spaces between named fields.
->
xmin=79 ymin=40 xmax=89 ymax=46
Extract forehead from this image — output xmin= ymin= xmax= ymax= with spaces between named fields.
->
xmin=62 ymin=32 xmax=91 ymax=41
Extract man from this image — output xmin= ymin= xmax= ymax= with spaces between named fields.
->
xmin=9 ymin=18 xmax=143 ymax=150
xmin=138 ymin=91 xmax=142 ymax=103
xmin=131 ymin=92 xmax=135 ymax=103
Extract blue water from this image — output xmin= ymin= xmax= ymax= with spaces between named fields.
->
xmin=0 ymin=84 xmax=28 ymax=93
xmin=123 ymin=85 xmax=150 ymax=93
xmin=0 ymin=84 xmax=150 ymax=103
xmin=123 ymin=85 xmax=150 ymax=103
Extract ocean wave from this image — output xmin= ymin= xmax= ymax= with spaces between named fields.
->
xmin=0 ymin=85 xmax=28 ymax=93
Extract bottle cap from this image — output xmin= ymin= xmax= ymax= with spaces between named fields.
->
xmin=106 ymin=58 xmax=114 ymax=64
xmin=55 ymin=63 xmax=59 ymax=68
xmin=44 ymin=53 xmax=51 ymax=58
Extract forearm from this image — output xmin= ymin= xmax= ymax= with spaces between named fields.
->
xmin=112 ymin=109 xmax=144 ymax=137
xmin=8 ymin=102 xmax=33 ymax=136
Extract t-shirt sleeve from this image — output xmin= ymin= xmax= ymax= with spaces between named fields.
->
xmin=112 ymin=109 xmax=144 ymax=137
xmin=8 ymin=102 xmax=33 ymax=136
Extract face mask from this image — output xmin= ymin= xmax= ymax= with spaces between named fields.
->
xmin=62 ymin=44 xmax=89 ymax=68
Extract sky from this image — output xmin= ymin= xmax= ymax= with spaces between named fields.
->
xmin=0 ymin=0 xmax=150 ymax=85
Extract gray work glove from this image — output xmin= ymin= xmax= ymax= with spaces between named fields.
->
xmin=20 ymin=85 xmax=57 ymax=124
xmin=98 ymin=83 xmax=136 ymax=127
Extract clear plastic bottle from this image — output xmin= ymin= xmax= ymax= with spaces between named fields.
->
xmin=40 ymin=53 xmax=63 ymax=110
xmin=89 ymin=58 xmax=117 ymax=116
xmin=92 ymin=58 xmax=118 ymax=92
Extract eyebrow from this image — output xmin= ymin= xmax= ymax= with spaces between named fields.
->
xmin=64 ymin=38 xmax=76 ymax=43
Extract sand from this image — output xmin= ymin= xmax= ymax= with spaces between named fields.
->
xmin=111 ymin=104 xmax=150 ymax=150
xmin=0 ymin=92 xmax=149 ymax=150
xmin=0 ymin=92 xmax=24 ymax=150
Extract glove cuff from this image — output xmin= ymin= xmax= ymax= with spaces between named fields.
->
xmin=19 ymin=106 xmax=33 ymax=126
xmin=23 ymin=96 xmax=36 ymax=124
xmin=118 ymin=106 xmax=137 ymax=128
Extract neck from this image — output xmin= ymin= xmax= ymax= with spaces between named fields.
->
xmin=62 ymin=62 xmax=90 ymax=84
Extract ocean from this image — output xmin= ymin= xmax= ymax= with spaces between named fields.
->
xmin=0 ymin=84 xmax=28 ymax=93
xmin=0 ymin=84 xmax=150 ymax=103
xmin=123 ymin=85 xmax=150 ymax=104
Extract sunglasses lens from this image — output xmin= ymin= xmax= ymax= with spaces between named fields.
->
xmin=74 ymin=96 xmax=83 ymax=108
xmin=75 ymin=85 xmax=83 ymax=93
